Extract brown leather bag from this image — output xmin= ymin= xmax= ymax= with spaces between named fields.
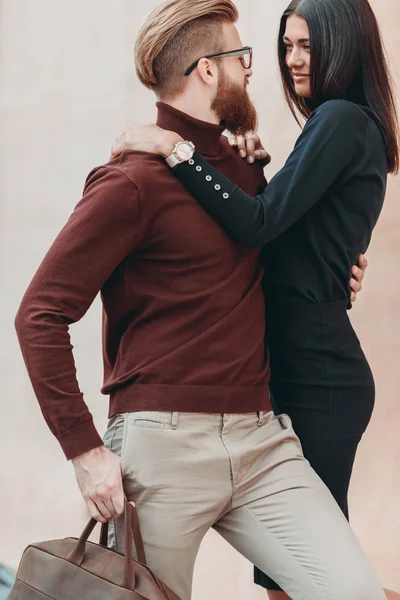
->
xmin=7 ymin=501 xmax=181 ymax=600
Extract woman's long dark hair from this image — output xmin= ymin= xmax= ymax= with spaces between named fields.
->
xmin=279 ymin=0 xmax=399 ymax=174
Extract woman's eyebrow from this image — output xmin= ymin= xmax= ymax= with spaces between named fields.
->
xmin=283 ymin=35 xmax=310 ymax=43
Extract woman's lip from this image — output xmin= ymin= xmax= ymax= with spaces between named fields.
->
xmin=293 ymin=74 xmax=309 ymax=80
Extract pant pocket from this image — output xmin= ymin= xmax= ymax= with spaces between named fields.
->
xmin=278 ymin=413 xmax=305 ymax=456
xmin=132 ymin=411 xmax=175 ymax=430
xmin=103 ymin=414 xmax=128 ymax=553
xmin=277 ymin=413 xmax=293 ymax=429
xmin=103 ymin=414 xmax=125 ymax=453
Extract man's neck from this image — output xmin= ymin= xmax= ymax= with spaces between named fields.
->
xmin=156 ymin=101 xmax=225 ymax=157
xmin=160 ymin=94 xmax=220 ymax=127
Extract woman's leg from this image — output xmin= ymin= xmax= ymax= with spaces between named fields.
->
xmin=255 ymin=385 xmax=373 ymax=593
xmin=254 ymin=433 xmax=361 ymax=594
xmin=256 ymin=388 xmax=399 ymax=599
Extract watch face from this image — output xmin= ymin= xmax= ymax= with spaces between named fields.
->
xmin=176 ymin=142 xmax=194 ymax=161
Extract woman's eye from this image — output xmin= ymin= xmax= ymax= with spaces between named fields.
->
xmin=285 ymin=45 xmax=293 ymax=52
xmin=304 ymin=45 xmax=311 ymax=51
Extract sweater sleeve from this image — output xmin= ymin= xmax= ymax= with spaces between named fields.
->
xmin=174 ymin=101 xmax=368 ymax=248
xmin=14 ymin=166 xmax=143 ymax=460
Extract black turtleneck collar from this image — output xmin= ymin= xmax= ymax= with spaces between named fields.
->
xmin=156 ymin=102 xmax=225 ymax=157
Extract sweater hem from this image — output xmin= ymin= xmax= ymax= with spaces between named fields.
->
xmin=109 ymin=383 xmax=271 ymax=418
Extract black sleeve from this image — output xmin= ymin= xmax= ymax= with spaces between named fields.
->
xmin=174 ymin=101 xmax=368 ymax=248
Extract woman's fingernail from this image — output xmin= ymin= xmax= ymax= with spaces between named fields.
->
xmin=248 ymin=156 xmax=254 ymax=164
xmin=255 ymin=150 xmax=261 ymax=158
xmin=239 ymin=150 xmax=246 ymax=158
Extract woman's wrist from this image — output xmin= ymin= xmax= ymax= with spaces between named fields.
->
xmin=158 ymin=130 xmax=184 ymax=158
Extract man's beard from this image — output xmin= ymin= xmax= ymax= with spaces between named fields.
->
xmin=211 ymin=68 xmax=258 ymax=136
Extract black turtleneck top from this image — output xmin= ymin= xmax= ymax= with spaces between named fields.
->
xmin=174 ymin=100 xmax=388 ymax=307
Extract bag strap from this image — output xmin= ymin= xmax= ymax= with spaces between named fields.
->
xmin=67 ymin=500 xmax=146 ymax=591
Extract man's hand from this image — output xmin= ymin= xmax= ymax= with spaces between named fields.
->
xmin=350 ymin=253 xmax=368 ymax=303
xmin=72 ymin=446 xmax=125 ymax=523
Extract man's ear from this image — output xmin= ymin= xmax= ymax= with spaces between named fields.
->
xmin=196 ymin=58 xmax=218 ymax=87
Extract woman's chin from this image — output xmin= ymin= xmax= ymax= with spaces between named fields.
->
xmin=294 ymin=83 xmax=312 ymax=99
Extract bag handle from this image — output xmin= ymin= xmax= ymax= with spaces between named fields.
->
xmin=67 ymin=500 xmax=146 ymax=591
xmin=100 ymin=501 xmax=147 ymax=564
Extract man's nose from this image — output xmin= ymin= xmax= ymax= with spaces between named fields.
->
xmin=245 ymin=66 xmax=253 ymax=79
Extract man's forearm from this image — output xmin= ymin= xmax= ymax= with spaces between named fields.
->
xmin=15 ymin=280 xmax=105 ymax=459
xmin=15 ymin=164 xmax=142 ymax=459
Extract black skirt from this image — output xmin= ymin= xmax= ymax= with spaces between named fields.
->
xmin=255 ymin=299 xmax=375 ymax=591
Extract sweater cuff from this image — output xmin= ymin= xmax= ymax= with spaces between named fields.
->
xmin=56 ymin=419 xmax=104 ymax=461
xmin=175 ymin=153 xmax=238 ymax=212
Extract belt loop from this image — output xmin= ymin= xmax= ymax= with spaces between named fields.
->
xmin=171 ymin=412 xmax=179 ymax=430
xmin=257 ymin=411 xmax=263 ymax=426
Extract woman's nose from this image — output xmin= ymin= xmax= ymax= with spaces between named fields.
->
xmin=287 ymin=49 xmax=305 ymax=69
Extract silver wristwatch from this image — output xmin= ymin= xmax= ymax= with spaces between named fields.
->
xmin=166 ymin=141 xmax=195 ymax=168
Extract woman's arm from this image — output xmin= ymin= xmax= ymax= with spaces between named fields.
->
xmin=174 ymin=100 xmax=369 ymax=247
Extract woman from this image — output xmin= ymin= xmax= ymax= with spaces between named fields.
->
xmin=112 ymin=0 xmax=399 ymax=597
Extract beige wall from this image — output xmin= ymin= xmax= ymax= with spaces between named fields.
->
xmin=1 ymin=1 xmax=399 ymax=597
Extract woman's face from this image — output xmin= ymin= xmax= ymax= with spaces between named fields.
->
xmin=283 ymin=14 xmax=312 ymax=98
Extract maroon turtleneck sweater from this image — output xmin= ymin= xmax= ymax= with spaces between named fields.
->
xmin=15 ymin=103 xmax=271 ymax=460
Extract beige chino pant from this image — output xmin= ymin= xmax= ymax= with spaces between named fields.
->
xmin=104 ymin=411 xmax=384 ymax=600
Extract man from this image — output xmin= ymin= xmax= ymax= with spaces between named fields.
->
xmin=15 ymin=1 xmax=382 ymax=599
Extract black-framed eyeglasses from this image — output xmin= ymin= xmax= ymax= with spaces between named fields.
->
xmin=184 ymin=46 xmax=253 ymax=76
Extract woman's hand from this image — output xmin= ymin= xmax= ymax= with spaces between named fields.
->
xmin=228 ymin=132 xmax=271 ymax=165
xmin=110 ymin=124 xmax=183 ymax=160
xmin=350 ymin=253 xmax=368 ymax=303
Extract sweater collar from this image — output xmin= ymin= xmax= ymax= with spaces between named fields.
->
xmin=156 ymin=102 xmax=225 ymax=157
